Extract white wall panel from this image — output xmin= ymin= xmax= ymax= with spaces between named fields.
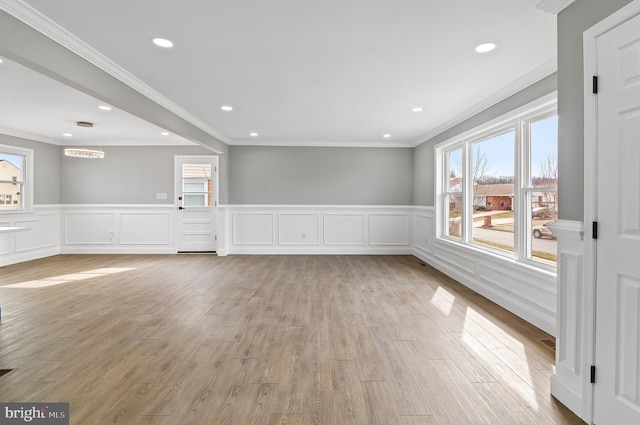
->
xmin=15 ymin=213 xmax=58 ymax=252
xmin=0 ymin=220 xmax=11 ymax=255
xmin=120 ymin=212 xmax=170 ymax=245
xmin=65 ymin=212 xmax=114 ymax=245
xmin=279 ymin=214 xmax=320 ymax=245
xmin=233 ymin=213 xmax=274 ymax=245
xmin=324 ymin=214 xmax=364 ymax=246
xmin=369 ymin=214 xmax=409 ymax=246
xmin=0 ymin=206 xmax=61 ymax=266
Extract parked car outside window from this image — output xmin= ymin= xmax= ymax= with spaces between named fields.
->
xmin=533 ymin=220 xmax=555 ymax=239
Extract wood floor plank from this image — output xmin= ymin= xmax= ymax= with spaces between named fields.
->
xmin=0 ymin=254 xmax=584 ymax=425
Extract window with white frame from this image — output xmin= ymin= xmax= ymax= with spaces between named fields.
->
xmin=0 ymin=144 xmax=33 ymax=212
xmin=436 ymin=94 xmax=558 ymax=268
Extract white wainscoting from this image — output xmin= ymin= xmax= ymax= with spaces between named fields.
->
xmin=0 ymin=205 xmax=60 ymax=266
xmin=61 ymin=205 xmax=175 ymax=254
xmin=411 ymin=206 xmax=559 ymax=337
xmin=219 ymin=205 xmax=413 ymax=255
xmin=549 ymin=220 xmax=589 ymax=420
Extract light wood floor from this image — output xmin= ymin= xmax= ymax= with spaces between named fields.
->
xmin=0 ymin=254 xmax=584 ymax=425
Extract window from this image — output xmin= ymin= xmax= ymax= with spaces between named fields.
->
xmin=0 ymin=144 xmax=33 ymax=212
xmin=436 ymin=94 xmax=558 ymax=269
xmin=181 ymin=163 xmax=212 ymax=207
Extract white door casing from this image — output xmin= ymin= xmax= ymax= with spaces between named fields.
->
xmin=175 ymin=155 xmax=218 ymax=252
xmin=593 ymin=10 xmax=640 ymax=425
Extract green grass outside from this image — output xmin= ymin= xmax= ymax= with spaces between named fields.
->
xmin=473 ymin=238 xmax=557 ymax=263
xmin=472 ymin=211 xmax=514 ymax=222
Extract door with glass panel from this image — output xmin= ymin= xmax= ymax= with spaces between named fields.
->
xmin=175 ymin=156 xmax=218 ymax=252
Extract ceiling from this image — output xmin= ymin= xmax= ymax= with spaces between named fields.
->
xmin=0 ymin=0 xmax=558 ymax=148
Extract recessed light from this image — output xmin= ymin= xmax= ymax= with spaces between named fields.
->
xmin=383 ymin=134 xmax=391 ymax=138
xmin=221 ymin=105 xmax=233 ymax=111
xmin=411 ymin=107 xmax=423 ymax=112
xmin=63 ymin=133 xmax=73 ymax=137
xmin=475 ymin=42 xmax=497 ymax=53
xmin=249 ymin=132 xmax=259 ymax=137
xmin=0 ymin=59 xmax=4 ymax=64
xmin=152 ymin=38 xmax=174 ymax=48
xmin=161 ymin=132 xmax=170 ymax=136
xmin=98 ymin=105 xmax=112 ymax=111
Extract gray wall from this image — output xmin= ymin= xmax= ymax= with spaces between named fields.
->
xmin=413 ymin=73 xmax=558 ymax=206
xmin=0 ymin=11 xmax=230 ymax=204
xmin=1 ymin=134 xmax=61 ymax=205
xmin=230 ymin=146 xmax=413 ymax=205
xmin=557 ymin=0 xmax=632 ymax=220
xmin=61 ymin=145 xmax=213 ymax=204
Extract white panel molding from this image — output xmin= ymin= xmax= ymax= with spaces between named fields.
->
xmin=224 ymin=205 xmax=414 ymax=254
xmin=368 ymin=214 xmax=410 ymax=246
xmin=414 ymin=236 xmax=557 ymax=336
xmin=278 ymin=213 xmax=321 ymax=246
xmin=60 ymin=205 xmax=177 ymax=254
xmin=324 ymin=213 xmax=365 ymax=246
xmin=119 ymin=212 xmax=171 ymax=245
xmin=64 ymin=212 xmax=114 ymax=245
xmin=549 ymin=219 xmax=588 ymax=420
xmin=0 ymin=205 xmax=61 ymax=266
xmin=232 ymin=213 xmax=275 ymax=245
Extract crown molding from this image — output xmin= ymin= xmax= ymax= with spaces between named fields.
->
xmin=0 ymin=0 xmax=232 ymax=145
xmin=413 ymin=56 xmax=557 ymax=147
xmin=0 ymin=127 xmax=60 ymax=145
xmin=230 ymin=139 xmax=415 ymax=148
xmin=536 ymin=0 xmax=577 ymax=15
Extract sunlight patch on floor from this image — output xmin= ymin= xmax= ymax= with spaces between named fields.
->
xmin=460 ymin=321 xmax=540 ymax=410
xmin=431 ymin=286 xmax=455 ymax=316
xmin=0 ymin=267 xmax=136 ymax=288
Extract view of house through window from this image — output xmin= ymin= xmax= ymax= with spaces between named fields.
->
xmin=470 ymin=130 xmax=515 ymax=252
xmin=182 ymin=163 xmax=212 ymax=207
xmin=0 ymin=152 xmax=25 ymax=211
xmin=438 ymin=97 xmax=558 ymax=267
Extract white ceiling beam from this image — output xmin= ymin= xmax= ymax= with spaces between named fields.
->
xmin=537 ymin=0 xmax=578 ymax=15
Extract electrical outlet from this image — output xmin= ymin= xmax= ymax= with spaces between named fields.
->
xmin=156 ymin=192 xmax=168 ymax=200
xmin=301 ymin=233 xmax=306 ymax=239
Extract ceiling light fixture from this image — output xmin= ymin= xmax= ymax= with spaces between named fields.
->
xmin=474 ymin=42 xmax=497 ymax=53
xmin=383 ymin=134 xmax=391 ymax=138
xmin=221 ymin=105 xmax=233 ymax=111
xmin=63 ymin=133 xmax=73 ymax=137
xmin=161 ymin=131 xmax=170 ymax=136
xmin=63 ymin=121 xmax=104 ymax=158
xmin=249 ymin=132 xmax=258 ymax=137
xmin=0 ymin=59 xmax=4 ymax=64
xmin=98 ymin=105 xmax=112 ymax=111
xmin=152 ymin=37 xmax=174 ymax=48
xmin=64 ymin=148 xmax=105 ymax=159
xmin=411 ymin=107 xmax=423 ymax=112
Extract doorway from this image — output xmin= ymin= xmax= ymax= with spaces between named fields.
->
xmin=585 ymin=3 xmax=640 ymax=424
xmin=174 ymin=155 xmax=218 ymax=252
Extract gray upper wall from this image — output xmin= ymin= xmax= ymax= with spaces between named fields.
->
xmin=557 ymin=0 xmax=632 ymax=221
xmin=0 ymin=11 xmax=230 ymax=203
xmin=230 ymin=146 xmax=414 ymax=205
xmin=61 ymin=145 xmax=213 ymax=204
xmin=1 ymin=134 xmax=61 ymax=205
xmin=413 ymin=74 xmax=557 ymax=206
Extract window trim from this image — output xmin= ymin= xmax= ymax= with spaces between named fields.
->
xmin=435 ymin=92 xmax=557 ymax=271
xmin=0 ymin=144 xmax=34 ymax=214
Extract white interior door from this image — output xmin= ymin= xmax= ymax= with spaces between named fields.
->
xmin=594 ymin=12 xmax=640 ymax=425
xmin=175 ymin=155 xmax=218 ymax=252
